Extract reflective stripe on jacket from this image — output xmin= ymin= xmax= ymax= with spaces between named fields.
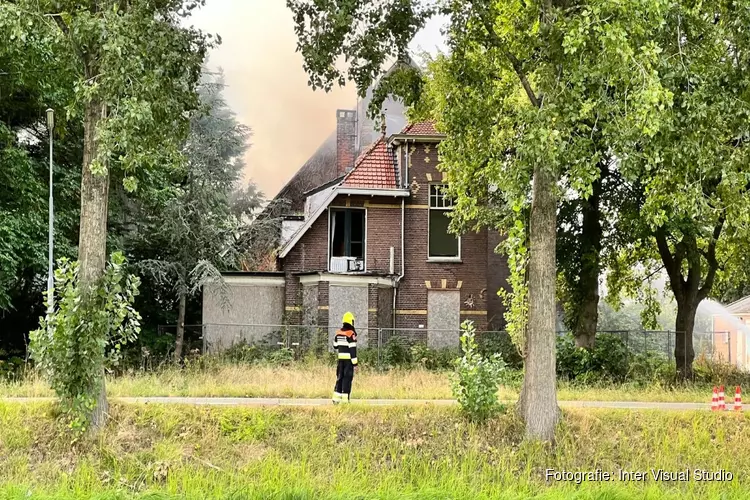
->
xmin=334 ymin=328 xmax=358 ymax=365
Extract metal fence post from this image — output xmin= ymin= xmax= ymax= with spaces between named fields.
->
xmin=728 ymin=331 xmax=732 ymax=365
xmin=377 ymin=328 xmax=382 ymax=369
xmin=202 ymin=324 xmax=207 ymax=354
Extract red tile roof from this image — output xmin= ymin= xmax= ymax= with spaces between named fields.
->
xmin=400 ymin=121 xmax=440 ymax=136
xmin=341 ymin=138 xmax=398 ymax=189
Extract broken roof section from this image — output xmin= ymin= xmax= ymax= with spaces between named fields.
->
xmin=273 ymin=132 xmax=337 ymax=214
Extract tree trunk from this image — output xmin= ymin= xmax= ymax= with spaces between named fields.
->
xmin=79 ymin=98 xmax=110 ymax=429
xmin=519 ymin=164 xmax=560 ymax=442
xmin=574 ymin=171 xmax=603 ymax=349
xmin=174 ymin=291 xmax=187 ymax=364
xmin=675 ymin=299 xmax=697 ymax=380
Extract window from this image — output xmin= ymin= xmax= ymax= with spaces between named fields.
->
xmin=428 ymin=184 xmax=460 ymax=259
xmin=330 ymin=208 xmax=365 ymax=260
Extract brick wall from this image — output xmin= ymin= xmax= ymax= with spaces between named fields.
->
xmin=487 ymin=230 xmax=510 ymax=330
xmin=279 ymin=138 xmax=511 ymax=335
xmin=281 ymin=194 xmax=403 ymax=280
xmin=337 ymin=110 xmax=357 ymax=175
xmin=396 ymin=141 xmax=489 ymax=332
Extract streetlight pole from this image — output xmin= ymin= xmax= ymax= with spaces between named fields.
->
xmin=46 ymin=108 xmax=54 ymax=325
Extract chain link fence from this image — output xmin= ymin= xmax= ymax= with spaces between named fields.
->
xmin=155 ymin=323 xmax=749 ymax=371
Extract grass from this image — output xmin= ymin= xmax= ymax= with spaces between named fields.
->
xmin=0 ymin=402 xmax=747 ymax=499
xmin=0 ymin=362 xmax=712 ymax=402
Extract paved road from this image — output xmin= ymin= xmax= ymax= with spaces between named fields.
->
xmin=0 ymin=397 xmax=710 ymax=410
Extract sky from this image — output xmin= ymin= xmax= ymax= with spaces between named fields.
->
xmin=189 ymin=1 xmax=446 ymax=200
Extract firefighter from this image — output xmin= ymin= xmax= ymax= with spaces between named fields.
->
xmin=332 ymin=311 xmax=358 ymax=404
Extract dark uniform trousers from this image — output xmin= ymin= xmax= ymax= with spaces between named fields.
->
xmin=334 ymin=361 xmax=355 ymax=400
xmin=333 ymin=327 xmax=357 ymax=402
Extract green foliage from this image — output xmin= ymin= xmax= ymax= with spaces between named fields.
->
xmin=127 ymin=69 xmax=256 ymax=293
xmin=476 ymin=331 xmax=524 ymax=371
xmin=627 ymin=351 xmax=676 ymax=385
xmin=692 ymin=355 xmax=750 ymax=388
xmin=382 ymin=339 xmax=413 ymax=368
xmin=556 ymin=333 xmax=630 ymax=384
xmin=450 ymin=321 xmax=507 ymax=423
xmin=0 ymin=354 xmax=26 ymax=382
xmin=29 ymin=253 xmax=141 ymax=434
xmin=219 ymin=409 xmax=285 ymax=443
xmin=498 ymin=218 xmax=529 ymax=355
xmin=267 ymin=347 xmax=295 ymax=366
xmin=410 ymin=343 xmax=458 ymax=371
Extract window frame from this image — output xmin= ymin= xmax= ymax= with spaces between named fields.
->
xmin=427 ymin=183 xmax=461 ymax=262
xmin=327 ymin=206 xmax=367 ymax=272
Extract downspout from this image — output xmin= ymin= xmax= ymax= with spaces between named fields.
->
xmin=392 ymin=139 xmax=408 ymax=329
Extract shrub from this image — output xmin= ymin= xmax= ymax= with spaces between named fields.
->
xmin=223 ymin=342 xmax=265 ymax=364
xmin=29 ymin=253 xmax=141 ymax=434
xmin=410 ymin=344 xmax=458 ymax=371
xmin=693 ymin=354 xmax=750 ymax=387
xmin=266 ymin=347 xmax=295 ymax=366
xmin=627 ymin=351 xmax=674 ymax=385
xmin=450 ymin=320 xmax=506 ymax=423
xmin=556 ymin=333 xmax=630 ymax=383
xmin=356 ymin=347 xmax=379 ymax=367
xmin=0 ymin=355 xmax=26 ymax=382
xmin=382 ymin=339 xmax=413 ymax=368
xmin=476 ymin=331 xmax=523 ymax=370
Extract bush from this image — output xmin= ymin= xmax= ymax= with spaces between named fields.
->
xmin=693 ymin=354 xmax=750 ymax=387
xmin=410 ymin=344 xmax=458 ymax=371
xmin=267 ymin=347 xmax=295 ymax=366
xmin=0 ymin=354 xmax=26 ymax=382
xmin=450 ymin=321 xmax=506 ymax=422
xmin=355 ymin=347 xmax=379 ymax=367
xmin=556 ymin=333 xmax=630 ymax=383
xmin=29 ymin=253 xmax=141 ymax=434
xmin=223 ymin=343 xmax=265 ymax=364
xmin=476 ymin=331 xmax=523 ymax=370
xmin=627 ymin=351 xmax=675 ymax=385
xmin=382 ymin=339 xmax=413 ymax=368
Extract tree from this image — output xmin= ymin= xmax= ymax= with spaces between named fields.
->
xmin=4 ymin=0 xmax=212 ymax=428
xmin=601 ymin=1 xmax=750 ymax=379
xmin=125 ymin=69 xmax=257 ymax=363
xmin=0 ymin=15 xmax=82 ymax=359
xmin=0 ymin=10 xmax=78 ymax=312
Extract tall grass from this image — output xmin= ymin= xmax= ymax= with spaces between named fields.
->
xmin=0 ymin=403 xmax=747 ymax=499
xmin=0 ymin=362 xmax=713 ymax=402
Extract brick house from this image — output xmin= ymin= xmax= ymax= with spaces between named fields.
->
xmin=711 ymin=295 xmax=750 ymax=369
xmin=203 ymin=109 xmax=511 ymax=351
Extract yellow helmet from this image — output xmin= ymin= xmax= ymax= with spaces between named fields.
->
xmin=342 ymin=312 xmax=355 ymax=326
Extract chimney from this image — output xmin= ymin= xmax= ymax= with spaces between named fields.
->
xmin=336 ymin=109 xmax=357 ymax=176
xmin=380 ymin=112 xmax=387 ymax=138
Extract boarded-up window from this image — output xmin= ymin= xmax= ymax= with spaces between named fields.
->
xmin=427 ymin=290 xmax=460 ymax=348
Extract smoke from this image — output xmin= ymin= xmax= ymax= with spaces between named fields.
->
xmin=189 ymin=0 xmax=356 ymax=199
xmin=189 ymin=1 xmax=447 ymax=199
